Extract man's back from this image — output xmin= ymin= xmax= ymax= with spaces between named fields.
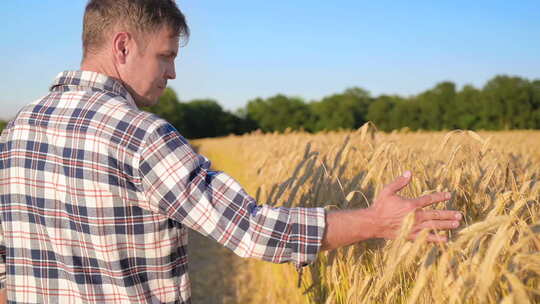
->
xmin=0 ymin=71 xmax=192 ymax=303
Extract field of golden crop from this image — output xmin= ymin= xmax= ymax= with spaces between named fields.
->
xmin=192 ymin=126 xmax=540 ymax=304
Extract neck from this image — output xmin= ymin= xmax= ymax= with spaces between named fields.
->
xmin=80 ymin=54 xmax=140 ymax=108
xmin=80 ymin=54 xmax=120 ymax=79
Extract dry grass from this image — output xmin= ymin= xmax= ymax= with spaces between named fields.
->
xmin=193 ymin=127 xmax=540 ymax=304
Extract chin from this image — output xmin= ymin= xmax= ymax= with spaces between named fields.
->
xmin=134 ymin=96 xmax=159 ymax=108
xmin=148 ymin=99 xmax=160 ymax=107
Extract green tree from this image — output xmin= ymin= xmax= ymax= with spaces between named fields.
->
xmin=310 ymin=87 xmax=371 ymax=132
xmin=530 ymin=79 xmax=540 ymax=128
xmin=393 ymin=99 xmax=422 ymax=130
xmin=232 ymin=108 xmax=259 ymax=134
xmin=415 ymin=81 xmax=456 ymax=130
xmin=142 ymin=87 xmax=187 ymax=132
xmin=0 ymin=120 xmax=7 ymax=133
xmin=481 ymin=75 xmax=533 ymax=129
xmin=142 ymin=87 xmax=257 ymax=139
xmin=454 ymin=85 xmax=482 ymax=130
xmin=246 ymin=94 xmax=311 ymax=132
xmin=367 ymin=95 xmax=399 ymax=131
xmin=183 ymin=99 xmax=230 ymax=138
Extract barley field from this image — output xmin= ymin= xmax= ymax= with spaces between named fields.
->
xmin=192 ymin=126 xmax=540 ymax=304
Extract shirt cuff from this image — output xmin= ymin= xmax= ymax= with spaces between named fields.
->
xmin=288 ymin=207 xmax=326 ymax=268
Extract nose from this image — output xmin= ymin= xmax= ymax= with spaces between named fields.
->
xmin=166 ymin=62 xmax=176 ymax=80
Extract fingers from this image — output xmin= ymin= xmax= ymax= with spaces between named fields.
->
xmin=416 ymin=210 xmax=462 ymax=222
xmin=415 ymin=220 xmax=460 ymax=231
xmin=382 ymin=171 xmax=412 ymax=195
xmin=407 ymin=210 xmax=462 ymax=243
xmin=406 ymin=208 xmax=463 ymax=243
xmin=413 ymin=192 xmax=452 ymax=208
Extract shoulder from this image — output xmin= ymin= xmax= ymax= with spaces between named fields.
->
xmin=100 ymin=101 xmax=185 ymax=153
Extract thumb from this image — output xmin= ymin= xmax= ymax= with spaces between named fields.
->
xmin=383 ymin=171 xmax=412 ymax=195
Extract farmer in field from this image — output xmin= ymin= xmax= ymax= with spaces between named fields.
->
xmin=0 ymin=0 xmax=463 ymax=303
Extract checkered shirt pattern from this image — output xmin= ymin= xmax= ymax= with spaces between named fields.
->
xmin=0 ymin=70 xmax=326 ymax=303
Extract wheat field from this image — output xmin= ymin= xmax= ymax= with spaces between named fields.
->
xmin=193 ymin=126 xmax=540 ymax=304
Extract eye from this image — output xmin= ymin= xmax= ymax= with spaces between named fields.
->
xmin=159 ymin=53 xmax=176 ymax=62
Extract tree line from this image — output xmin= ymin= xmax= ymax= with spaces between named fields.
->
xmin=1 ymin=75 xmax=539 ymax=137
xmin=146 ymin=74 xmax=540 ymax=137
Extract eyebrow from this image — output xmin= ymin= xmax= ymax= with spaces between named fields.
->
xmin=161 ymin=50 xmax=178 ymax=57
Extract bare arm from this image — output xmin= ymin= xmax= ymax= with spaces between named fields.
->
xmin=321 ymin=171 xmax=462 ymax=251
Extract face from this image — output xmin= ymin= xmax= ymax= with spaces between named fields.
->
xmin=120 ymin=26 xmax=179 ymax=107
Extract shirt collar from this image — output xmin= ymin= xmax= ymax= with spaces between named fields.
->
xmin=49 ymin=70 xmax=138 ymax=108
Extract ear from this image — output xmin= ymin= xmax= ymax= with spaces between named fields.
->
xmin=112 ymin=32 xmax=132 ymax=64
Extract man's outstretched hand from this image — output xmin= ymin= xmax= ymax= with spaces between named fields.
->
xmin=321 ymin=171 xmax=463 ymax=251
xmin=370 ymin=170 xmax=462 ymax=242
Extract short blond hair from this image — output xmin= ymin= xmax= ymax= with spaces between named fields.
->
xmin=82 ymin=0 xmax=189 ymax=58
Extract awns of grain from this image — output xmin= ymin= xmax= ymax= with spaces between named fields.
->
xmin=194 ymin=127 xmax=540 ymax=304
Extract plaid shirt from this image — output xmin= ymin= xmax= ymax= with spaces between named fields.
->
xmin=0 ymin=70 xmax=326 ymax=303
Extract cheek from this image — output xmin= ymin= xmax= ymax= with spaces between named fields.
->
xmin=146 ymin=62 xmax=164 ymax=88
xmin=147 ymin=61 xmax=166 ymax=85
xmin=159 ymin=60 xmax=169 ymax=75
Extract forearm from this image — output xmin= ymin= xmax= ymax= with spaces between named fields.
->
xmin=321 ymin=208 xmax=380 ymax=251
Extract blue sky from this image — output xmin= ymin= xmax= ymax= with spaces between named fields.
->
xmin=1 ymin=1 xmax=539 ymax=119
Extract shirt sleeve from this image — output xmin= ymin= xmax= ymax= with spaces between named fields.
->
xmin=0 ymin=127 xmax=8 ymax=289
xmin=137 ymin=122 xmax=326 ymax=266
xmin=0 ymin=226 xmax=5 ymax=290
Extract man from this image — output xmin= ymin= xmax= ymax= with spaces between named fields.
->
xmin=0 ymin=0 xmax=462 ymax=303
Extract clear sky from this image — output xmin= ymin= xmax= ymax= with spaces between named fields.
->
xmin=1 ymin=1 xmax=539 ymax=119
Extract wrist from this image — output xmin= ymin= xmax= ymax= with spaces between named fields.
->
xmin=352 ymin=207 xmax=381 ymax=241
